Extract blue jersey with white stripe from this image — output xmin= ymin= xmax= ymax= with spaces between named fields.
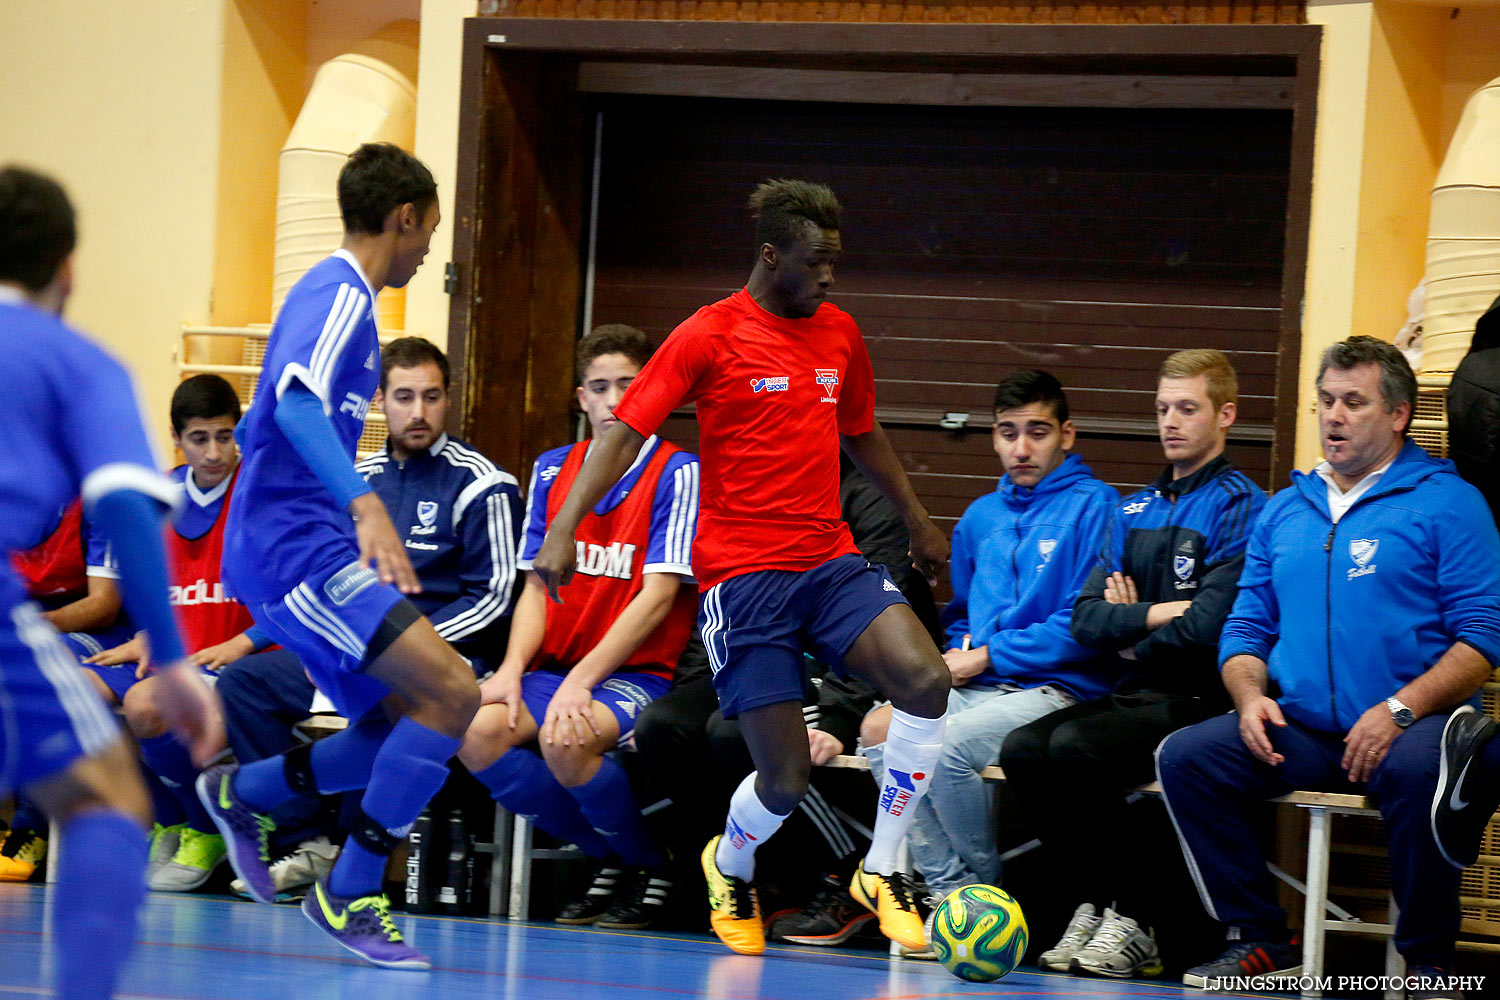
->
xmin=355 ymin=434 xmax=522 ymax=647
xmin=0 ymin=298 xmax=176 ymax=612
xmin=222 ymin=252 xmax=380 ymax=604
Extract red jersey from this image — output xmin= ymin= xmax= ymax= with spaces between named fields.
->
xmin=12 ymin=500 xmax=87 ymax=599
xmin=168 ymin=470 xmax=255 ymax=653
xmin=536 ymin=440 xmax=697 ymax=680
xmin=612 ymin=288 xmax=875 ymax=590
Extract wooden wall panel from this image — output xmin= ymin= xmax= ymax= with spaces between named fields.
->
xmin=476 ymin=0 xmax=1305 ymax=24
xmin=588 ymin=98 xmax=1286 ymax=498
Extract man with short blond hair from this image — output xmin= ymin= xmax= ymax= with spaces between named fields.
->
xmin=1000 ymin=348 xmax=1267 ymax=979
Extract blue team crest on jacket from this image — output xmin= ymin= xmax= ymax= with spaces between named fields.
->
xmin=1349 ymin=538 xmax=1379 ymax=579
xmin=417 ymin=500 xmax=439 ymax=529
xmin=1174 ymin=554 xmax=1195 ymax=581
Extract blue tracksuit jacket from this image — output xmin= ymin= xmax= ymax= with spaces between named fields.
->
xmin=356 ymin=434 xmax=522 ymax=653
xmin=1220 ymin=439 xmax=1500 ymax=732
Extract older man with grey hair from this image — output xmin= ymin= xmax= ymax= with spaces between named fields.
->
xmin=1155 ymin=336 xmax=1500 ymax=1000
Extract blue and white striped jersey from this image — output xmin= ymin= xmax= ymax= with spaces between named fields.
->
xmin=222 ymin=251 xmax=380 ymax=604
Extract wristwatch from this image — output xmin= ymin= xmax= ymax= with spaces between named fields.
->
xmin=1386 ymin=697 xmax=1415 ymax=728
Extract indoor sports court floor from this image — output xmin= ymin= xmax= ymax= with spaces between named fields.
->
xmin=0 ymin=885 xmax=1282 ymax=1000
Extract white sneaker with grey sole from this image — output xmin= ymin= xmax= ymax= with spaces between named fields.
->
xmin=231 ymin=836 xmax=340 ymax=903
xmin=1071 ymin=907 xmax=1163 ymax=978
xmin=1040 ymin=901 xmax=1102 ymax=971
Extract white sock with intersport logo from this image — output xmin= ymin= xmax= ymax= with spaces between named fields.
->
xmin=864 ymin=708 xmax=947 ymax=874
xmin=715 ymin=773 xmax=793 ymax=881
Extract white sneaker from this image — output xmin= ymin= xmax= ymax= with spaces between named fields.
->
xmin=146 ymin=823 xmax=184 ymax=883
xmin=1040 ymin=901 xmax=1101 ymax=971
xmin=148 ymin=828 xmax=226 ymax=892
xmin=1072 ymin=907 xmax=1163 ymax=978
xmin=231 ymin=836 xmax=339 ymax=902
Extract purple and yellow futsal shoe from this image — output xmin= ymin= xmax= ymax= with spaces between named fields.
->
xmin=195 ymin=763 xmax=277 ymax=904
xmin=303 ymin=879 xmax=432 ymax=970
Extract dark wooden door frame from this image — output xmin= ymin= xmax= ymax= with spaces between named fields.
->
xmin=447 ymin=17 xmax=1320 ymax=486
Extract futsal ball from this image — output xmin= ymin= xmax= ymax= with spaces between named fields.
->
xmin=930 ymin=884 xmax=1028 ymax=983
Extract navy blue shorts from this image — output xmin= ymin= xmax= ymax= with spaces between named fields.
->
xmin=520 ymin=669 xmax=670 ymax=745
xmin=77 ymin=659 xmax=139 ymax=702
xmin=252 ymin=560 xmax=409 ymax=722
xmin=64 ymin=625 xmax=143 ymax=703
xmin=0 ymin=602 xmax=120 ymax=794
xmin=700 ymin=553 xmax=908 ymax=718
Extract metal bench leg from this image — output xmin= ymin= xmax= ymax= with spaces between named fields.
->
xmin=45 ymin=815 xmax=59 ymax=883
xmin=488 ymin=803 xmax=513 ymax=918
xmin=1382 ymin=895 xmax=1403 ymax=1000
xmin=1300 ymin=807 xmax=1331 ymax=999
xmin=508 ymin=814 xmax=533 ymax=922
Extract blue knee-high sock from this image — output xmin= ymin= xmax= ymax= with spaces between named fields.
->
xmin=234 ymin=713 xmax=394 ymax=812
xmin=137 ymin=734 xmax=210 ymax=831
xmin=52 ymin=811 xmax=147 ymax=1000
xmin=328 ymin=717 xmax=458 ymax=898
xmin=566 ymin=756 xmax=663 ymax=867
xmin=473 ymin=748 xmax=610 ymax=857
xmin=144 ymin=769 xmax=185 ymax=827
xmin=11 ymin=794 xmax=46 ymax=834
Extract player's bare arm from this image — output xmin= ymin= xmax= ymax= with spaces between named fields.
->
xmin=41 ymin=575 xmax=122 ymax=633
xmin=480 ymin=573 xmax=549 ymax=726
xmin=533 ymin=421 xmax=647 ymax=602
xmin=350 ymin=490 xmax=421 ymax=594
xmin=840 ymin=422 xmax=949 ymax=583
xmin=188 ymin=632 xmax=257 ymax=672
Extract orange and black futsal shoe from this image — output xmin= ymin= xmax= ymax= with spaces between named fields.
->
xmin=701 ymin=836 xmax=764 ymax=956
xmin=849 ymin=861 xmax=926 ymax=951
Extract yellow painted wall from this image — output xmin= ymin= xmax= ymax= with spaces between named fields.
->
xmin=0 ymin=1 xmax=227 ymax=460
xmin=406 ymin=0 xmax=478 ymax=352
xmin=1441 ymin=7 xmax=1500 ymax=143
xmin=216 ymin=0 xmax=309 ymax=330
xmin=1299 ymin=0 xmax=1375 ymax=470
xmin=1296 ymin=1 xmax=1500 ymax=470
xmin=1350 ymin=2 xmax=1445 ymax=348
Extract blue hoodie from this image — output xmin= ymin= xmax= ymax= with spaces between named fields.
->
xmin=1220 ymin=439 xmax=1500 ymax=732
xmin=943 ymin=454 xmax=1119 ymax=698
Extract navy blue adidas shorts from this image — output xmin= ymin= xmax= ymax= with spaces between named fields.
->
xmin=520 ymin=668 xmax=670 ymax=745
xmin=700 ymin=553 xmax=909 ymax=718
xmin=0 ymin=602 xmax=121 ymax=794
xmin=251 ymin=559 xmax=410 ymax=722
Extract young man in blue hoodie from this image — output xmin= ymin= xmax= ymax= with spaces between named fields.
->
xmin=859 ymin=369 xmax=1117 ymax=953
xmin=1156 ymin=337 xmax=1500 ymax=1000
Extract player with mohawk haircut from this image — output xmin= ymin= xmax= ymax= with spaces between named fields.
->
xmin=531 ymin=179 xmax=952 ymax=956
